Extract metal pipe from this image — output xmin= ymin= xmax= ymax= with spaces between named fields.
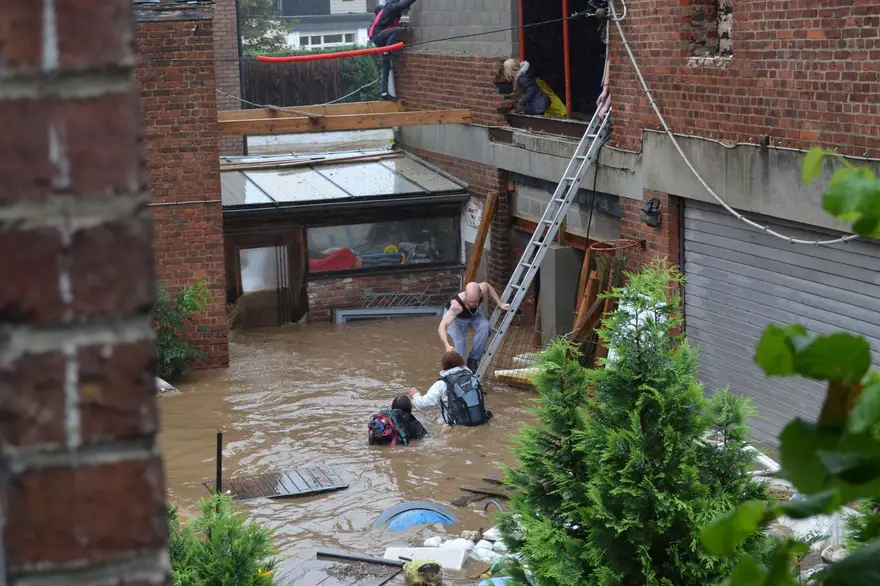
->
xmin=484 ymin=499 xmax=505 ymax=513
xmin=562 ymin=0 xmax=572 ymax=118
xmin=517 ymin=0 xmax=526 ymax=61
xmin=317 ymin=550 xmax=405 ymax=567
xmin=216 ymin=429 xmax=223 ymax=495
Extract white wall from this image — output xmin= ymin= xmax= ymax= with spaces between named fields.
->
xmin=330 ymin=0 xmax=367 ymax=14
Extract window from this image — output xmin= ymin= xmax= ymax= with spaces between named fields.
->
xmin=310 ymin=35 xmax=322 ymax=45
xmin=323 ymin=34 xmax=344 ymax=44
xmin=301 ymin=36 xmax=310 ymax=46
xmin=307 ymin=217 xmax=460 ymax=274
xmin=344 ymin=33 xmax=355 ymax=43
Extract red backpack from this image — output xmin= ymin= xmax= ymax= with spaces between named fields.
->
xmin=368 ymin=409 xmax=408 ymax=446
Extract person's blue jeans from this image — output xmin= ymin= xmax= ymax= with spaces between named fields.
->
xmin=449 ymin=308 xmax=490 ymax=362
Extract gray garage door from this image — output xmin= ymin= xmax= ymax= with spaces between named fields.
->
xmin=683 ymin=201 xmax=880 ymax=450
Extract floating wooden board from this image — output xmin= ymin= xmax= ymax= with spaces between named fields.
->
xmin=219 ymin=100 xmax=406 ymax=122
xmin=202 ymin=466 xmax=348 ymax=501
xmin=460 ymin=485 xmax=512 ymax=499
xmin=288 ymin=558 xmax=400 ymax=586
xmin=219 ymin=109 xmax=473 ymax=136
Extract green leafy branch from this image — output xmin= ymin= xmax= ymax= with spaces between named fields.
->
xmin=701 ymin=149 xmax=880 ymax=586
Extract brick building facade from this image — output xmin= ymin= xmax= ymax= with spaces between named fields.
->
xmin=1 ymin=1 xmax=169 ymax=583
xmin=394 ymin=0 xmax=880 ymax=445
xmin=135 ymin=2 xmax=229 ymax=368
xmin=214 ymin=0 xmax=245 ymax=156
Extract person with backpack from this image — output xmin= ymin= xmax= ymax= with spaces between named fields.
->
xmin=408 ymin=351 xmax=491 ymax=429
xmin=368 ymin=395 xmax=428 ymax=446
xmin=369 ymin=0 xmax=419 ymax=101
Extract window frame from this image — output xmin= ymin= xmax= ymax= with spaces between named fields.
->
xmin=305 ymin=212 xmax=464 ymax=280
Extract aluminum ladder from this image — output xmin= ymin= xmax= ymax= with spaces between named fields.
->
xmin=474 ymin=107 xmax=612 ymax=381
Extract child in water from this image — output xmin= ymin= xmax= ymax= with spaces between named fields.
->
xmin=391 ymin=395 xmax=428 ymax=441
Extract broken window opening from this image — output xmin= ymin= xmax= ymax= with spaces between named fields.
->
xmin=516 ymin=0 xmax=607 ymax=121
xmin=684 ymin=0 xmax=733 ymax=59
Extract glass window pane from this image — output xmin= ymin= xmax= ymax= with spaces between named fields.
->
xmin=301 ymin=36 xmax=310 ymax=45
xmin=324 ymin=34 xmax=343 ymax=43
xmin=221 ymin=171 xmax=275 ymax=207
xmin=379 ymin=157 xmax=463 ymax=192
xmin=307 ymin=217 xmax=459 ymax=273
xmin=311 ymin=36 xmax=321 ymax=44
xmin=240 ymin=247 xmax=280 ymax=292
xmin=315 ymin=162 xmax=423 ymax=197
xmin=344 ymin=33 xmax=355 ymax=43
xmin=244 ymin=168 xmax=349 ymax=203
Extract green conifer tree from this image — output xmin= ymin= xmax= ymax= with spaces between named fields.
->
xmin=498 ymin=261 xmax=770 ymax=586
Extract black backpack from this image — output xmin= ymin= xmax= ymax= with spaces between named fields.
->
xmin=440 ymin=371 xmax=490 ymax=427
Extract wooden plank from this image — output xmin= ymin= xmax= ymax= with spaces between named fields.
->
xmin=572 ymin=270 xmax=599 ymax=337
xmin=230 ymin=479 xmax=253 ymax=499
xmin=299 ymin=468 xmax=323 ymax=490
xmin=285 ymin=470 xmax=310 ymax=492
xmin=308 ymin=467 xmax=334 ymax=488
xmin=464 ymin=190 xmax=498 ymax=285
xmin=575 ymin=248 xmax=593 ymax=309
xmin=483 ymin=475 xmax=504 ymax=485
xmin=219 ymin=101 xmax=406 ymax=122
xmin=254 ymin=474 xmax=278 ymax=498
xmin=460 ymin=485 xmax=511 ymax=499
xmin=220 ymin=109 xmax=473 ymax=136
xmin=451 ymin=493 xmax=487 ymax=507
xmin=219 ymin=153 xmax=400 ymax=172
xmin=271 ymin=472 xmax=298 ymax=495
xmin=593 ymin=297 xmax=616 ymax=360
xmin=245 ymin=477 xmax=266 ymax=498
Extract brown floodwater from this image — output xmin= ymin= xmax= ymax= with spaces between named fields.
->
xmin=158 ymin=317 xmax=536 ymax=583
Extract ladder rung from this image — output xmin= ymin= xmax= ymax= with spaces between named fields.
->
xmin=565 ymin=176 xmax=577 ymax=182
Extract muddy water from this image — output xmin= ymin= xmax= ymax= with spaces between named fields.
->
xmin=158 ymin=317 xmax=536 ymax=582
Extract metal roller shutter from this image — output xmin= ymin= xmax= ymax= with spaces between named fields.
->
xmin=682 ymin=201 xmax=880 ymax=451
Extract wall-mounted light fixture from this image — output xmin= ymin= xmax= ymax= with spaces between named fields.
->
xmin=641 ymin=197 xmax=662 ymax=228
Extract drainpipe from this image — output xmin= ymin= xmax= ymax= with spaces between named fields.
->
xmin=562 ymin=0 xmax=572 ymax=117
xmin=517 ymin=0 xmax=526 ymax=61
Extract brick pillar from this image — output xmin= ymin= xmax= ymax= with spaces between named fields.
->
xmin=487 ymin=177 xmax=512 ymax=297
xmin=620 ymin=190 xmax=681 ymax=270
xmin=215 ymin=0 xmax=244 ymax=156
xmin=0 ymin=1 xmax=168 ymax=584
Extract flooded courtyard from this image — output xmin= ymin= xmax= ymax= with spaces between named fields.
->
xmin=158 ymin=317 xmax=536 ymax=582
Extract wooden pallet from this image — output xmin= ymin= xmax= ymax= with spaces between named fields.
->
xmin=202 ymin=466 xmax=348 ymax=501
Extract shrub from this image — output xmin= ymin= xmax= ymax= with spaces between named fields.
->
xmin=154 ymin=279 xmax=211 ymax=382
xmin=168 ymin=494 xmax=278 ymax=586
xmin=498 ymin=261 xmax=770 ymax=586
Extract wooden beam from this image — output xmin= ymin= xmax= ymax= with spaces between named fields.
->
xmin=464 ymin=192 xmax=498 ymax=284
xmin=218 ymin=101 xmax=407 ymax=122
xmin=219 ymin=109 xmax=473 ymax=136
xmin=219 ymin=152 xmax=400 ymax=172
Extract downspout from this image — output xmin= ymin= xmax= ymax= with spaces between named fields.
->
xmin=562 ymin=0 xmax=572 ymax=117
xmin=517 ymin=0 xmax=526 ymax=61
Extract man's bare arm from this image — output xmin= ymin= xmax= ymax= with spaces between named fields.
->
xmin=480 ymin=282 xmax=509 ymax=310
xmin=438 ymin=307 xmax=459 ymax=351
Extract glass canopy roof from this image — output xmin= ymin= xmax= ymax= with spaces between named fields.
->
xmin=220 ymin=150 xmax=467 ymax=211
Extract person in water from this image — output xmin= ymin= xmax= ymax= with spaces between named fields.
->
xmin=438 ymin=281 xmax=508 ymax=372
xmin=409 ymin=351 xmax=491 ymax=429
xmin=391 ymin=395 xmax=428 ymax=440
xmin=368 ymin=0 xmax=419 ymax=101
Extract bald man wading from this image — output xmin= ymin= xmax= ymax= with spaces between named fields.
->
xmin=439 ymin=282 xmax=509 ymax=372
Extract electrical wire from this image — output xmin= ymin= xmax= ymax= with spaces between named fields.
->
xmin=609 ymin=0 xmax=858 ymax=246
xmin=137 ymin=9 xmax=598 ymax=63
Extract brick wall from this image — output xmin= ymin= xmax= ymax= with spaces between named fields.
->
xmin=215 ymin=0 xmax=244 ymax=156
xmin=619 ymin=191 xmax=681 ymax=269
xmin=0 ymin=0 xmax=168 ymax=583
xmin=404 ymin=148 xmax=511 ymax=295
xmin=395 ymin=53 xmax=509 ymax=127
xmin=405 ymin=0 xmax=516 ymax=56
xmin=135 ymin=6 xmax=229 ymax=369
xmin=307 ymin=270 xmax=462 ymax=323
xmin=608 ymin=0 xmax=880 ymax=157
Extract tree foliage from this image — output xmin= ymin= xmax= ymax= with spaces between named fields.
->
xmin=498 ymin=261 xmax=770 ymax=586
xmin=700 ymin=150 xmax=880 ymax=585
xmin=168 ymin=494 xmax=278 ymax=586
xmin=154 ymin=279 xmax=211 ymax=382
xmin=240 ymin=0 xmax=293 ymax=55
